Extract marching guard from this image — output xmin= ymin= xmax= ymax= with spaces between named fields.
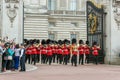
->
xmin=71 ymin=39 xmax=78 ymax=66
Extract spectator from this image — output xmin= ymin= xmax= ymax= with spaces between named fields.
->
xmin=19 ymin=44 xmax=26 ymax=72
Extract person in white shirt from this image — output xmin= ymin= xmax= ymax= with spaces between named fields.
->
xmin=14 ymin=44 xmax=20 ymax=70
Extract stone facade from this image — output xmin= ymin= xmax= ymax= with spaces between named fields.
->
xmin=24 ymin=0 xmax=87 ymax=42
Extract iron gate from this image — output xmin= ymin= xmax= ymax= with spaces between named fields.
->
xmin=86 ymin=1 xmax=104 ymax=63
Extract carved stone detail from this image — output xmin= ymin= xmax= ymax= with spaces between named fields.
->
xmin=6 ymin=0 xmax=18 ymax=27
xmin=113 ymin=0 xmax=120 ymax=29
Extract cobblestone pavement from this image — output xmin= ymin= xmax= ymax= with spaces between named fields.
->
xmin=0 ymin=63 xmax=120 ymax=80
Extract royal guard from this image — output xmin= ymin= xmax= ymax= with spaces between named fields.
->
xmin=78 ymin=40 xmax=85 ymax=65
xmin=71 ymin=38 xmax=78 ymax=66
xmin=63 ymin=39 xmax=69 ymax=65
xmin=55 ymin=42 xmax=59 ymax=63
xmin=52 ymin=41 xmax=56 ymax=63
xmin=36 ymin=40 xmax=40 ymax=63
xmin=46 ymin=39 xmax=53 ymax=65
xmin=67 ymin=40 xmax=71 ymax=63
xmin=92 ymin=41 xmax=100 ymax=65
xmin=31 ymin=42 xmax=37 ymax=65
xmin=85 ymin=41 xmax=90 ymax=64
xmin=40 ymin=39 xmax=47 ymax=64
xmin=25 ymin=45 xmax=31 ymax=64
xmin=29 ymin=44 xmax=33 ymax=65
xmin=57 ymin=40 xmax=63 ymax=64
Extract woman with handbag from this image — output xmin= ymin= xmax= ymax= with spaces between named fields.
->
xmin=2 ymin=43 xmax=10 ymax=72
xmin=6 ymin=44 xmax=14 ymax=70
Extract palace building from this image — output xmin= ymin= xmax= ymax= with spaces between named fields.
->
xmin=0 ymin=0 xmax=120 ymax=65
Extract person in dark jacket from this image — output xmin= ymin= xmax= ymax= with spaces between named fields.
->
xmin=19 ymin=44 xmax=26 ymax=72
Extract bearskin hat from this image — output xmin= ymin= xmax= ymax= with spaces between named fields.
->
xmin=79 ymin=40 xmax=84 ymax=44
xmin=72 ymin=38 xmax=76 ymax=44
xmin=55 ymin=41 xmax=58 ymax=44
xmin=29 ymin=39 xmax=34 ymax=44
xmin=58 ymin=40 xmax=63 ymax=45
xmin=24 ymin=39 xmax=27 ymax=43
xmin=86 ymin=41 xmax=89 ymax=45
xmin=63 ymin=39 xmax=70 ymax=45
xmin=36 ymin=39 xmax=40 ymax=44
xmin=46 ymin=39 xmax=51 ymax=44
xmin=41 ymin=39 xmax=46 ymax=45
xmin=93 ymin=41 xmax=97 ymax=46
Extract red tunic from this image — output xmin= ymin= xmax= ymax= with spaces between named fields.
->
xmin=72 ymin=51 xmax=78 ymax=55
xmin=52 ymin=47 xmax=56 ymax=54
xmin=41 ymin=47 xmax=47 ymax=55
xmin=28 ymin=47 xmax=33 ymax=55
xmin=78 ymin=45 xmax=84 ymax=54
xmin=32 ymin=46 xmax=37 ymax=54
xmin=47 ymin=47 xmax=52 ymax=56
xmin=63 ymin=47 xmax=69 ymax=55
xmin=55 ymin=46 xmax=58 ymax=54
xmin=36 ymin=46 xmax=40 ymax=54
xmin=84 ymin=45 xmax=90 ymax=54
xmin=92 ymin=46 xmax=100 ymax=56
xmin=58 ymin=48 xmax=63 ymax=55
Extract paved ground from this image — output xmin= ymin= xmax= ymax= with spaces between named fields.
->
xmin=0 ymin=63 xmax=120 ymax=80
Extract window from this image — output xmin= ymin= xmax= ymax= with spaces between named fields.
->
xmin=71 ymin=34 xmax=76 ymax=41
xmin=70 ymin=0 xmax=77 ymax=10
xmin=71 ymin=22 xmax=78 ymax=27
xmin=24 ymin=0 xmax=30 ymax=5
xmin=48 ymin=0 xmax=56 ymax=10
xmin=31 ymin=0 xmax=39 ymax=5
xmin=60 ymin=0 xmax=67 ymax=10
xmin=49 ymin=33 xmax=55 ymax=40
xmin=49 ymin=22 xmax=55 ymax=27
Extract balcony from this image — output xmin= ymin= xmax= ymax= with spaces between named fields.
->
xmin=48 ymin=10 xmax=85 ymax=16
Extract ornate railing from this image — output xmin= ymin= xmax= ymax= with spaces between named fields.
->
xmin=24 ymin=5 xmax=85 ymax=16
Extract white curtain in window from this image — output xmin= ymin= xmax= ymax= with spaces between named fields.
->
xmin=49 ymin=34 xmax=55 ymax=40
xmin=71 ymin=34 xmax=76 ymax=41
xmin=31 ymin=0 xmax=39 ymax=5
xmin=48 ymin=0 xmax=56 ymax=10
xmin=70 ymin=0 xmax=77 ymax=10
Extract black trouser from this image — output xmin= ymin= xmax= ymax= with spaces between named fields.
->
xmin=41 ymin=54 xmax=46 ymax=64
xmin=6 ymin=60 xmax=13 ymax=70
xmin=67 ymin=54 xmax=70 ymax=63
xmin=41 ymin=54 xmax=43 ymax=64
xmin=25 ymin=54 xmax=31 ymax=64
xmin=36 ymin=54 xmax=40 ymax=63
xmin=20 ymin=56 xmax=26 ymax=71
xmin=94 ymin=56 xmax=98 ymax=65
xmin=71 ymin=55 xmax=77 ymax=66
xmin=52 ymin=53 xmax=56 ymax=63
xmin=57 ymin=54 xmax=59 ymax=63
xmin=59 ymin=54 xmax=63 ymax=64
xmin=31 ymin=54 xmax=36 ymax=65
xmin=85 ymin=54 xmax=89 ymax=64
xmin=79 ymin=54 xmax=84 ymax=65
xmin=64 ymin=54 xmax=68 ymax=65
xmin=48 ymin=55 xmax=52 ymax=65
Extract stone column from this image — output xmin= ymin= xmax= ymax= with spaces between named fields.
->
xmin=1 ymin=0 xmax=23 ymax=43
xmin=104 ymin=0 xmax=120 ymax=65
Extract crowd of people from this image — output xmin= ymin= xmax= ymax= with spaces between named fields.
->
xmin=24 ymin=38 xmax=100 ymax=67
xmin=0 ymin=37 xmax=101 ymax=72
xmin=0 ymin=39 xmax=26 ymax=72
